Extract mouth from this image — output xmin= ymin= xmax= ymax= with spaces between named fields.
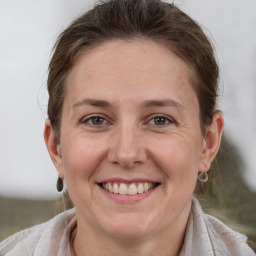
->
xmin=98 ymin=182 xmax=160 ymax=195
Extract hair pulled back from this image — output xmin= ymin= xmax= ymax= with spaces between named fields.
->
xmin=47 ymin=0 xmax=219 ymax=142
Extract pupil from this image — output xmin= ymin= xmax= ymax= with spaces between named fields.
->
xmin=92 ymin=117 xmax=103 ymax=125
xmin=155 ymin=117 xmax=165 ymax=125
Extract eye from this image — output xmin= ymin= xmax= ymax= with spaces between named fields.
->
xmin=148 ymin=115 xmax=174 ymax=126
xmin=82 ymin=116 xmax=107 ymax=126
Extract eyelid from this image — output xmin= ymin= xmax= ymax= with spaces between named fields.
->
xmin=80 ymin=113 xmax=176 ymax=126
xmin=80 ymin=114 xmax=110 ymax=125
xmin=146 ymin=114 xmax=176 ymax=125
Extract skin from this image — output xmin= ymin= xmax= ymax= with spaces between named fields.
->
xmin=44 ymin=39 xmax=224 ymax=256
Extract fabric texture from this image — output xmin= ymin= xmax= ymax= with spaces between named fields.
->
xmin=180 ymin=198 xmax=255 ymax=256
xmin=0 ymin=208 xmax=76 ymax=256
xmin=0 ymin=198 xmax=254 ymax=256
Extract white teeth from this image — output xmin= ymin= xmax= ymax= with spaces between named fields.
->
xmin=128 ymin=183 xmax=137 ymax=195
xmin=119 ymin=183 xmax=128 ymax=195
xmin=102 ymin=182 xmax=156 ymax=195
xmin=108 ymin=182 xmax=113 ymax=192
xmin=144 ymin=183 xmax=149 ymax=192
xmin=113 ymin=183 xmax=119 ymax=194
xmin=137 ymin=183 xmax=144 ymax=194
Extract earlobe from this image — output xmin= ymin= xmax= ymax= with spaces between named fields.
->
xmin=57 ymin=144 xmax=62 ymax=157
xmin=44 ymin=120 xmax=64 ymax=178
xmin=199 ymin=111 xmax=224 ymax=172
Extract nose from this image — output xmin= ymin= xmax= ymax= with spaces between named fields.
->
xmin=108 ymin=123 xmax=147 ymax=169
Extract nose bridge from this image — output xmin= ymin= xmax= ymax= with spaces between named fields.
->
xmin=118 ymin=122 xmax=137 ymax=153
xmin=108 ymin=119 xmax=146 ymax=168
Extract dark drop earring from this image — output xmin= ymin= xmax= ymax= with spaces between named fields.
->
xmin=56 ymin=172 xmax=64 ymax=192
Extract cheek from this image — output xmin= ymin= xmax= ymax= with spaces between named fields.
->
xmin=61 ymin=136 xmax=109 ymax=209
xmin=150 ymin=136 xmax=201 ymax=177
xmin=147 ymin=134 xmax=202 ymax=202
xmin=61 ymin=136 xmax=107 ymax=182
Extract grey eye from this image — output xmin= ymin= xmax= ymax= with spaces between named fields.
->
xmin=90 ymin=116 xmax=105 ymax=125
xmin=154 ymin=116 xmax=168 ymax=125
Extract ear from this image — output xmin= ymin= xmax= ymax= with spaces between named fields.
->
xmin=199 ymin=111 xmax=224 ymax=172
xmin=44 ymin=120 xmax=64 ymax=178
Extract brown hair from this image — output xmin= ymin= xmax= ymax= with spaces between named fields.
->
xmin=47 ymin=0 xmax=219 ymax=142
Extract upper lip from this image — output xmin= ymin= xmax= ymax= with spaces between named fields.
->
xmin=96 ymin=178 xmax=161 ymax=184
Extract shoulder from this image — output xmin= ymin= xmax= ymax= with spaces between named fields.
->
xmin=204 ymin=213 xmax=255 ymax=255
xmin=0 ymin=208 xmax=76 ymax=256
xmin=184 ymin=197 xmax=256 ymax=255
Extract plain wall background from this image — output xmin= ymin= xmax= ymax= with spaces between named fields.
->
xmin=0 ymin=0 xmax=256 ymax=199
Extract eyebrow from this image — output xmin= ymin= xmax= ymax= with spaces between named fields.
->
xmin=73 ymin=98 xmax=111 ymax=109
xmin=72 ymin=98 xmax=185 ymax=110
xmin=140 ymin=99 xmax=185 ymax=110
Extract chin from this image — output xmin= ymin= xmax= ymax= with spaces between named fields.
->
xmin=101 ymin=214 xmax=157 ymax=240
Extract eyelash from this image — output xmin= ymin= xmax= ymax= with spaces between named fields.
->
xmin=81 ymin=115 xmax=109 ymax=126
xmin=147 ymin=114 xmax=175 ymax=126
xmin=81 ymin=114 xmax=175 ymax=127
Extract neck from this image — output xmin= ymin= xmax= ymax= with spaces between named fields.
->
xmin=72 ymin=203 xmax=190 ymax=256
xmin=73 ymin=228 xmax=185 ymax=256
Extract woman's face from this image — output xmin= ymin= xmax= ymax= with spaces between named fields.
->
xmin=53 ymin=40 xmax=211 ymax=239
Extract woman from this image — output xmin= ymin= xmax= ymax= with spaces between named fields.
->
xmin=0 ymin=0 xmax=254 ymax=255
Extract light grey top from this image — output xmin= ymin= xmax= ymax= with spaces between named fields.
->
xmin=0 ymin=208 xmax=76 ymax=256
xmin=0 ymin=198 xmax=255 ymax=256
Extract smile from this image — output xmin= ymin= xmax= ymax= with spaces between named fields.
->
xmin=100 ymin=182 xmax=159 ymax=195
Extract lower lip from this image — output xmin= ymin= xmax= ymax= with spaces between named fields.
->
xmin=98 ymin=185 xmax=159 ymax=203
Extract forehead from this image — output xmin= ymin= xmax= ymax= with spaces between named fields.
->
xmin=64 ymin=39 xmax=198 ymax=107
xmin=70 ymin=39 xmax=191 ymax=77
